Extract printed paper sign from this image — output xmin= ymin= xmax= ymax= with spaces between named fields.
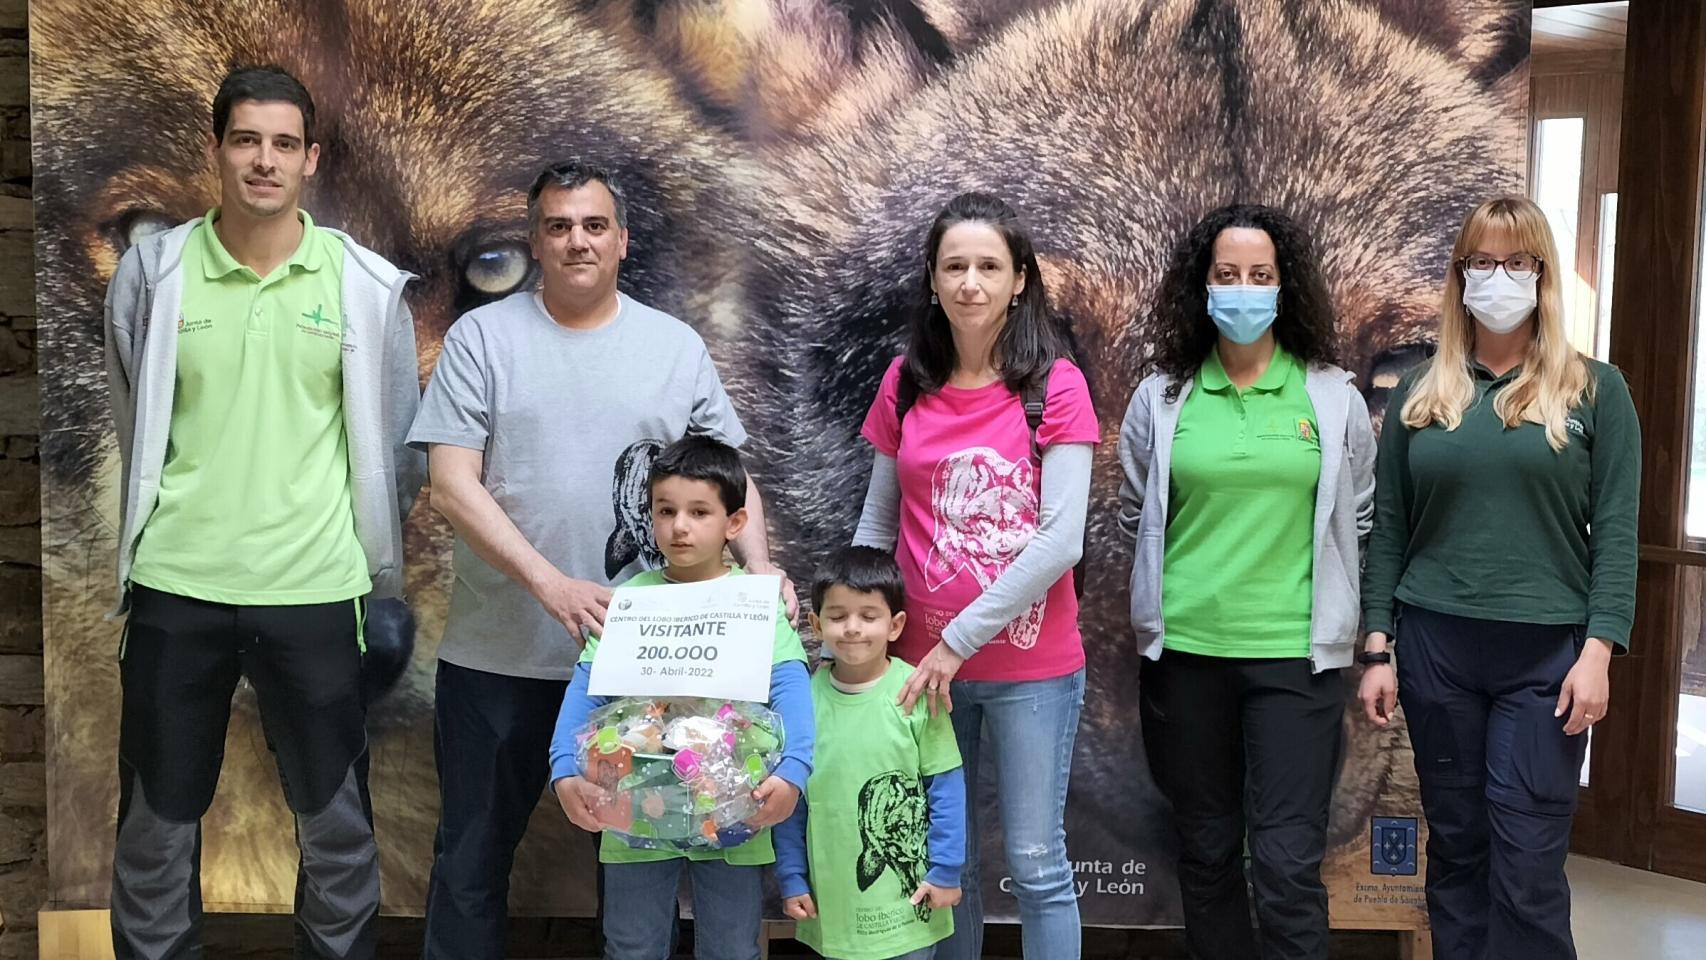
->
xmin=588 ymin=575 xmax=780 ymax=701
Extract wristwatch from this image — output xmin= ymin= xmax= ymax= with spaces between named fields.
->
xmin=1356 ymin=650 xmax=1393 ymax=665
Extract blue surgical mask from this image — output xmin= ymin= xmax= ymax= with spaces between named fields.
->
xmin=1206 ymin=285 xmax=1280 ymax=345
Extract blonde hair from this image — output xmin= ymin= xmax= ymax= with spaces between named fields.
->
xmin=1401 ymin=196 xmax=1593 ymax=450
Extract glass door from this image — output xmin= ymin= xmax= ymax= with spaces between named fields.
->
xmin=1570 ymin=0 xmax=1706 ymax=882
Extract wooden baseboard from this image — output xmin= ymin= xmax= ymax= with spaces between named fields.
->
xmin=37 ymin=910 xmax=115 ymax=960
xmin=44 ymin=910 xmax=1430 ymax=960
xmin=764 ymin=918 xmax=1431 ymax=958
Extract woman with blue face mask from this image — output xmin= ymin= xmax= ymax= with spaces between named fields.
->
xmin=1115 ymin=204 xmax=1375 ymax=959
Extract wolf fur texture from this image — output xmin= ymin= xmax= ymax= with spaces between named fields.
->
xmin=31 ymin=0 xmax=762 ymax=911
xmin=704 ymin=0 xmax=1524 ymax=920
xmin=31 ymin=0 xmax=1526 ymax=923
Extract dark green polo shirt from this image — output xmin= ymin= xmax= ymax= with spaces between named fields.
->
xmin=1361 ymin=358 xmax=1640 ymax=648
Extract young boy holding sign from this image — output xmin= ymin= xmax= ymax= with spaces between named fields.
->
xmin=549 ymin=436 xmax=814 ymax=959
xmin=776 ymin=547 xmax=966 ymax=960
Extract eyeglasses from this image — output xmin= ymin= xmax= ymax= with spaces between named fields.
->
xmin=1458 ymin=252 xmax=1543 ymax=282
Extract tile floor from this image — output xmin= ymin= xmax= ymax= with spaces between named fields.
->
xmin=1570 ymin=855 xmax=1706 ymax=960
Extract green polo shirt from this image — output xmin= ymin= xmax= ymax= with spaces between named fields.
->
xmin=1162 ymin=346 xmax=1320 ymax=658
xmin=1361 ymin=359 xmax=1640 ymax=648
xmin=130 ymin=210 xmax=370 ymax=605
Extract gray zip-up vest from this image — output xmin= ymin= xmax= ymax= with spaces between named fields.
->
xmin=1114 ymin=362 xmax=1377 ymax=671
xmin=102 ymin=217 xmax=426 ymax=614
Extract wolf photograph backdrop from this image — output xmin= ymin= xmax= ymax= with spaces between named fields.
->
xmin=31 ymin=0 xmax=1529 ymax=928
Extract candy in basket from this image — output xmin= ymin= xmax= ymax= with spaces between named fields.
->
xmin=578 ymin=697 xmax=785 ymax=851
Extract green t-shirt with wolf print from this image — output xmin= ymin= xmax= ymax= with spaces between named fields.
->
xmin=796 ymin=659 xmax=960 ymax=960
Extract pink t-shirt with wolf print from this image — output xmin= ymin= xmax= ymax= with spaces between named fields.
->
xmin=861 ymin=356 xmax=1099 ymax=682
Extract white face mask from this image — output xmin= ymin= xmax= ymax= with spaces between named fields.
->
xmin=1462 ymin=269 xmax=1538 ymax=334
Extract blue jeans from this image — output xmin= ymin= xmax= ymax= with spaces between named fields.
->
xmin=936 ymin=668 xmax=1085 ymax=960
xmin=601 ymin=857 xmax=761 ymax=960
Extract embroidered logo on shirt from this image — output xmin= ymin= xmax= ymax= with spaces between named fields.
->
xmin=177 ymin=314 xmax=214 ymax=335
xmin=1258 ymin=416 xmax=1314 ymax=442
xmin=1565 ymin=417 xmax=1586 ymax=437
xmin=295 ymin=303 xmax=342 ymax=341
xmin=926 ymin=446 xmax=1045 ymax=650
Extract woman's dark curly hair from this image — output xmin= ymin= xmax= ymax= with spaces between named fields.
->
xmin=1145 ymin=204 xmax=1341 ymax=400
xmin=902 ymin=192 xmax=1077 ymax=398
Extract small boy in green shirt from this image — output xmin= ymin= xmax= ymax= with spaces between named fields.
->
xmin=777 ymin=546 xmax=966 ymax=960
xmin=549 ymin=436 xmax=814 ymax=959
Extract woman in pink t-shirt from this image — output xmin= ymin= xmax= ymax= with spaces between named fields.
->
xmin=853 ymin=192 xmax=1099 ymax=960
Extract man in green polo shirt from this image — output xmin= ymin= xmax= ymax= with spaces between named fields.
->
xmin=103 ymin=65 xmax=424 ymax=960
xmin=128 ymin=211 xmax=368 ymax=602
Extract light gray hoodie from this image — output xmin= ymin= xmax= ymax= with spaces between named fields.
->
xmin=103 ymin=217 xmax=426 ymax=613
xmin=1115 ymin=363 xmax=1376 ymax=672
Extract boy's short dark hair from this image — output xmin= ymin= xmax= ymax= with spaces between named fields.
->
xmin=648 ymin=435 xmax=747 ymax=514
xmin=811 ymin=546 xmax=906 ymax=615
xmin=213 ymin=65 xmax=317 ymax=145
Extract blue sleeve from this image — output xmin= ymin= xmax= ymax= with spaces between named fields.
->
xmin=923 ymin=769 xmax=966 ymax=888
xmin=769 ymin=660 xmax=815 ymax=791
xmin=549 ymin=662 xmax=610 ymax=784
xmin=774 ymin=797 xmax=812 ymax=899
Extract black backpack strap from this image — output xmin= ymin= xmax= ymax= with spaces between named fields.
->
xmin=895 ymin=363 xmax=920 ymax=432
xmin=1021 ymin=367 xmax=1052 ymax=455
xmin=1024 ymin=364 xmax=1090 ymax=599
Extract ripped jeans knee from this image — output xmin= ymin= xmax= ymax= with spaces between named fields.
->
xmin=1004 ymin=834 xmax=1075 ymax=902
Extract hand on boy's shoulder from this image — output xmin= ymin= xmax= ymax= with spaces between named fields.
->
xmin=533 ymin=571 xmax=611 ymax=645
xmin=743 ymin=558 xmax=800 ymax=622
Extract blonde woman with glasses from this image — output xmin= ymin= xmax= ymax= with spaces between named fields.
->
xmin=1358 ymin=196 xmax=1640 ymax=960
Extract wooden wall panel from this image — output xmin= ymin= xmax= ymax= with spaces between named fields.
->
xmin=1575 ymin=0 xmax=1706 ymax=875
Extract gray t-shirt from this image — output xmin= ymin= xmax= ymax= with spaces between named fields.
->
xmin=407 ymin=291 xmax=747 ymax=680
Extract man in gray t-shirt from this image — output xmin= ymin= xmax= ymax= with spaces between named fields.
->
xmin=408 ymin=277 xmax=747 ymax=678
xmin=407 ymin=161 xmax=787 ymax=959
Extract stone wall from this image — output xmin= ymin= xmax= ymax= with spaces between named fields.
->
xmin=0 ymin=0 xmax=43 ymax=956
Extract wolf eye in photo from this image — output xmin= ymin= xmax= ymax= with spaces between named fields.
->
xmin=1367 ymin=342 xmax=1436 ymax=418
xmin=110 ymin=209 xmax=175 ymax=257
xmin=463 ymin=241 xmax=532 ymax=296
